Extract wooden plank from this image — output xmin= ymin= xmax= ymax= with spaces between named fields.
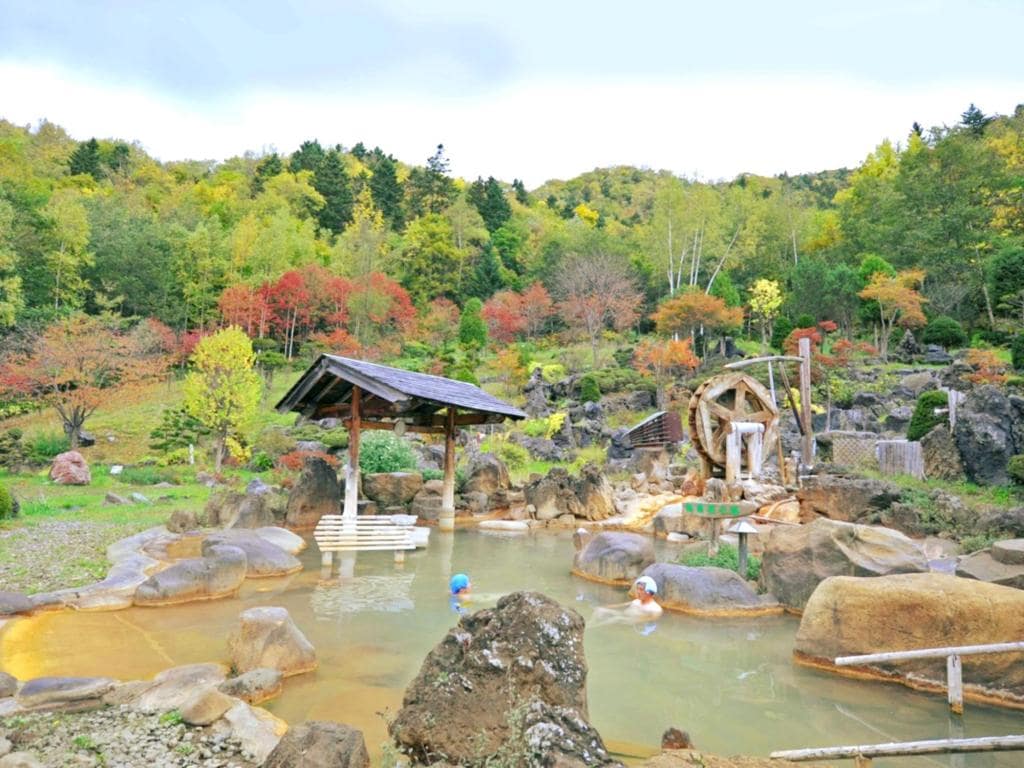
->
xmin=770 ymin=734 xmax=1024 ymax=762
xmin=835 ymin=641 xmax=1024 ymax=665
xmin=798 ymin=337 xmax=814 ymax=468
xmin=319 ymin=545 xmax=417 ymax=552
xmin=724 ymin=356 xmax=803 ymax=370
xmin=948 ymin=653 xmax=963 ymax=715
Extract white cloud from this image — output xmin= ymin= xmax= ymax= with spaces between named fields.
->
xmin=1 ymin=60 xmax=1021 ymax=187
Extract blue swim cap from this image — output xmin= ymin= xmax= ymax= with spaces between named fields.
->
xmin=450 ymin=573 xmax=470 ymax=594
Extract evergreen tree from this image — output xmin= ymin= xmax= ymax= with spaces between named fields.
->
xmin=368 ymin=153 xmax=404 ymax=229
xmin=289 ymin=139 xmax=325 ymax=174
xmin=350 ymin=142 xmax=368 ymax=160
xmin=406 ymin=144 xmax=456 ymax=217
xmin=512 ymin=179 xmax=529 ymax=205
xmin=253 ymin=153 xmax=283 ymax=194
xmin=468 ymin=244 xmax=504 ymax=299
xmin=467 ymin=176 xmax=512 ymax=233
xmin=911 ymin=121 xmax=923 ymax=137
xmin=68 ymin=138 xmax=102 ymax=180
xmin=313 ymin=150 xmax=353 ymax=234
xmin=458 ymin=297 xmax=488 ymax=348
xmin=960 ymin=103 xmax=992 ymax=136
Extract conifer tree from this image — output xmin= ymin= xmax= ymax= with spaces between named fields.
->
xmin=68 ymin=138 xmax=102 ymax=180
xmin=313 ymin=150 xmax=353 ymax=234
xmin=368 ymin=153 xmax=404 ymax=229
xmin=289 ymin=139 xmax=325 ymax=174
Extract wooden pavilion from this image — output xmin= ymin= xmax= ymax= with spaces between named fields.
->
xmin=276 ymin=355 xmax=527 ymax=532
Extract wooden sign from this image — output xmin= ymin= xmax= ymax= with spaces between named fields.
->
xmin=681 ymin=500 xmax=758 ymax=519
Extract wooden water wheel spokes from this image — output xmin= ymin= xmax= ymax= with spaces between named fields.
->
xmin=687 ymin=372 xmax=779 ymax=472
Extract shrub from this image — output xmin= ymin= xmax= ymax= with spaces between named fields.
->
xmin=591 ymin=367 xmax=656 ymax=394
xmin=157 ymin=447 xmax=192 ymax=466
xmin=0 ymin=484 xmax=16 ymax=520
xmin=545 ymin=413 xmax=566 ymax=439
xmin=521 ymin=418 xmax=548 ymax=438
xmin=149 ymin=407 xmax=210 ymax=454
xmin=1009 ymin=455 xmax=1024 ymax=485
xmin=771 ymin=316 xmax=794 ymax=350
xmin=907 ymin=390 xmax=949 ymax=441
xmin=277 ymin=450 xmax=340 ymax=472
xmin=481 ymin=438 xmax=529 ymax=470
xmin=579 ymin=373 xmax=600 ymax=403
xmin=1012 ymin=335 xmax=1024 ymax=371
xmin=421 ymin=468 xmax=443 ymax=482
xmin=921 ymin=315 xmax=967 ymax=349
xmin=27 ymin=432 xmax=71 ymax=464
xmin=255 ymin=427 xmax=297 ymax=459
xmin=250 ymin=452 xmax=275 ymax=472
xmin=795 ymin=313 xmax=815 ymax=329
xmin=679 ymin=543 xmax=760 ymax=581
xmin=320 ymin=427 xmax=349 ymax=450
xmin=120 ymin=465 xmax=179 ymax=485
xmin=540 ymin=363 xmax=566 ymax=383
xmin=358 ymin=431 xmax=417 ymax=474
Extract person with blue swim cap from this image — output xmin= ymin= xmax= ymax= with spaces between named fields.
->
xmin=450 ymin=573 xmax=471 ymax=596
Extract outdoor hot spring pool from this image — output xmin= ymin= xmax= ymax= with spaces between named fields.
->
xmin=1 ymin=530 xmax=1021 ymax=767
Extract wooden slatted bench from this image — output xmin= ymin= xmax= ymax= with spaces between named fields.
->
xmin=315 ymin=515 xmax=417 ymax=567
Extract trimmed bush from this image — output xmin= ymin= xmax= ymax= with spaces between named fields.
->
xmin=358 ymin=431 xmax=418 ymax=474
xmin=795 ymin=313 xmax=815 ymax=329
xmin=1012 ymin=335 xmax=1024 ymax=371
xmin=579 ymin=373 xmax=601 ymax=403
xmin=771 ymin=316 xmax=794 ymax=350
xmin=1009 ymin=455 xmax=1024 ymax=485
xmin=0 ymin=484 xmax=16 ymax=520
xmin=922 ymin=315 xmax=967 ymax=349
xmin=907 ymin=390 xmax=949 ymax=441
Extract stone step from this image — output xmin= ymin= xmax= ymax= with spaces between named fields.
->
xmin=992 ymin=539 xmax=1024 ymax=566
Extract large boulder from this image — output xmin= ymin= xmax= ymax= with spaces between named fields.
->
xmin=572 ymin=532 xmax=655 ymax=585
xmin=954 ymin=385 xmax=1017 ymax=485
xmin=218 ymin=668 xmax=283 ymax=705
xmin=411 ymin=479 xmax=444 ymax=521
xmin=133 ymin=544 xmax=247 ymax=606
xmin=794 ymin=573 xmax=1024 ymax=706
xmin=797 ymin=475 xmax=901 ymax=523
xmin=759 ymin=518 xmax=928 ymax=612
xmin=920 ymin=424 xmax=965 ymax=481
xmin=48 ymin=451 xmax=90 ymax=485
xmin=523 ymin=367 xmax=553 ymax=417
xmin=0 ymin=592 xmax=32 ymax=617
xmin=16 ymin=676 xmax=115 ymax=711
xmin=133 ymin=663 xmax=228 ymax=713
xmin=641 ymin=563 xmax=780 ymax=617
xmin=362 ymin=472 xmax=423 ymax=506
xmin=463 ymin=453 xmax=511 ymax=495
xmin=525 ymin=465 xmax=616 ymax=521
xmin=389 ymin=591 xmax=617 ymax=767
xmin=206 ymin=489 xmax=286 ymax=529
xmin=228 ymin=606 xmax=318 ymax=677
xmin=202 ymin=530 xmax=302 ymax=578
xmin=286 ymin=457 xmax=341 ymax=529
xmin=264 ymin=721 xmax=370 ymax=768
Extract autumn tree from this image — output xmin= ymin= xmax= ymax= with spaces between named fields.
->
xmin=858 ymin=269 xmax=927 ymax=361
xmin=44 ymin=189 xmax=94 ymax=309
xmin=651 ymin=290 xmax=743 ymax=356
xmin=481 ymin=290 xmax=526 ymax=343
xmin=494 ymin=346 xmax=527 ymax=397
xmin=634 ymin=337 xmax=698 ymax=406
xmin=557 ymin=251 xmax=642 ymax=368
xmin=749 ymin=279 xmax=783 ymax=350
xmin=183 ymin=326 xmax=262 ymax=472
xmin=521 ymin=282 xmax=555 ymax=338
xmin=0 ymin=315 xmax=168 ymax=447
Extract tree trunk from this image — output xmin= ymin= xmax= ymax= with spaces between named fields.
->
xmin=214 ymin=435 xmax=225 ymax=473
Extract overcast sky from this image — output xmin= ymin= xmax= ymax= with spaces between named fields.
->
xmin=1 ymin=1 xmax=1022 ymax=186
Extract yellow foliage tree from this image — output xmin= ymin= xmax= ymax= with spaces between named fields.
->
xmin=858 ymin=269 xmax=927 ymax=361
xmin=183 ymin=326 xmax=262 ymax=472
xmin=748 ymin=278 xmax=783 ymax=350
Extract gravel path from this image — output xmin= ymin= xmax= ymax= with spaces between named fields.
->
xmin=0 ymin=520 xmax=145 ymax=595
xmin=0 ymin=708 xmax=259 ymax=768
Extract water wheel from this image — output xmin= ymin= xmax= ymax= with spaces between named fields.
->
xmin=687 ymin=372 xmax=779 ymax=473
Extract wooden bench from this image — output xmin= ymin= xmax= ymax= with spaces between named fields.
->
xmin=315 ymin=515 xmax=417 ymax=567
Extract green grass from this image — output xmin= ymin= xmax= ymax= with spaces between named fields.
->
xmin=679 ymin=542 xmax=761 ymax=581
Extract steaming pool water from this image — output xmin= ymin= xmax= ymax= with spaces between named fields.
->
xmin=1 ymin=530 xmax=1021 ymax=766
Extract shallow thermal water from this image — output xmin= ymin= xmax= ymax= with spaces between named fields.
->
xmin=2 ymin=530 xmax=1022 ymax=767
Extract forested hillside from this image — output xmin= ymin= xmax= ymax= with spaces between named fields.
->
xmin=1 ymin=102 xmax=1022 ymax=381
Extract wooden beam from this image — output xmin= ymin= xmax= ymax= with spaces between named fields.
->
xmin=798 ymin=337 xmax=814 ymax=468
xmin=430 ymin=411 xmax=502 ymax=427
xmin=835 ymin=641 xmax=1024 ymax=665
xmin=724 ymin=355 xmax=803 ymax=370
xmin=770 ymin=734 xmax=1024 ymax=762
xmin=344 ymin=419 xmax=445 ymax=435
xmin=440 ymin=406 xmax=456 ymax=531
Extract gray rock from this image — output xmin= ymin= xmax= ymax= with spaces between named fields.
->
xmin=0 ymin=592 xmax=32 ymax=616
xmin=923 ymin=344 xmax=954 ymax=365
xmin=523 ymin=368 xmax=552 ymax=417
xmin=247 ymin=477 xmax=273 ymax=495
xmin=954 ymin=385 xmax=1017 ymax=485
xmin=641 ymin=562 xmax=780 ymax=615
xmin=921 ymin=425 xmax=965 ymax=481
xmin=133 ymin=663 xmax=228 ymax=713
xmin=976 ymin=507 xmax=1024 ymax=538
xmin=286 ymin=457 xmax=340 ymax=529
xmin=296 ymin=439 xmax=328 ymax=454
xmin=993 ymin=539 xmax=1024 ymax=566
xmin=463 ymin=453 xmax=510 ymax=495
xmin=389 ymin=591 xmax=617 ymax=767
xmin=956 ymin=549 xmax=1024 ymax=589
xmin=759 ymin=518 xmax=929 ymax=611
xmin=797 ymin=475 xmax=901 ymax=523
xmin=179 ymin=685 xmax=236 ymax=726
xmin=264 ymin=721 xmax=370 ymax=768
xmin=411 ymin=479 xmax=444 ymax=521
xmin=16 ymin=677 xmax=115 ymax=710
xmin=228 ymin=606 xmax=318 ymax=677
xmin=524 ymin=465 xmax=615 ymax=522
xmin=206 ymin=488 xmax=285 ymax=529
xmin=899 ymin=372 xmax=937 ymax=396
xmin=202 ymin=530 xmax=301 ymax=578
xmin=0 ymin=753 xmax=44 ymax=767
xmin=129 ymin=492 xmax=151 ymax=504
xmin=134 ymin=544 xmax=247 ymax=605
xmin=166 ymin=509 xmax=199 ymax=533
xmin=218 ymin=668 xmax=283 ymax=705
xmin=572 ymin=532 xmax=654 ymax=584
xmin=0 ymin=672 xmax=17 ymax=698
xmin=885 ymin=405 xmax=914 ymax=431
xmin=361 ymin=472 xmax=423 ymax=506
xmin=103 ymin=492 xmax=130 ymax=506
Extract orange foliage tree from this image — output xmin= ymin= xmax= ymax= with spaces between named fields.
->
xmin=481 ymin=290 xmax=527 ymax=343
xmin=965 ymin=349 xmax=1008 ymax=384
xmin=858 ymin=269 xmax=927 ymax=361
xmin=651 ymin=290 xmax=743 ymax=357
xmin=0 ymin=314 xmax=169 ymax=447
xmin=521 ymin=282 xmax=555 ymax=339
xmin=633 ymin=337 xmax=699 ymax=406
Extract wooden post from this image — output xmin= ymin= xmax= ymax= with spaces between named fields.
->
xmin=853 ymin=755 xmax=872 ymax=768
xmin=798 ymin=337 xmax=814 ymax=471
xmin=737 ymin=531 xmax=748 ymax=577
xmin=709 ymin=519 xmax=720 ymax=557
xmin=725 ymin=429 xmax=741 ymax=484
xmin=343 ymin=386 xmax=361 ymax=519
xmin=439 ymin=406 xmax=456 ymax=532
xmin=948 ymin=653 xmax=964 ymax=715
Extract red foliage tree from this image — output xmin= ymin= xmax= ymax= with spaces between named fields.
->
xmin=218 ymin=284 xmax=269 ymax=338
xmin=481 ymin=290 xmax=527 ymax=343
xmin=634 ymin=337 xmax=699 ymax=406
xmin=557 ymin=253 xmax=641 ymax=367
xmin=521 ymin=282 xmax=555 ymax=338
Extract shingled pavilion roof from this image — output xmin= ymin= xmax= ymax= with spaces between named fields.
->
xmin=275 ymin=354 xmax=527 ymax=427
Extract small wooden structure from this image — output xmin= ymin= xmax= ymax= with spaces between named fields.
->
xmin=624 ymin=410 xmax=684 ymax=448
xmin=276 ymin=356 xmax=527 ymax=552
